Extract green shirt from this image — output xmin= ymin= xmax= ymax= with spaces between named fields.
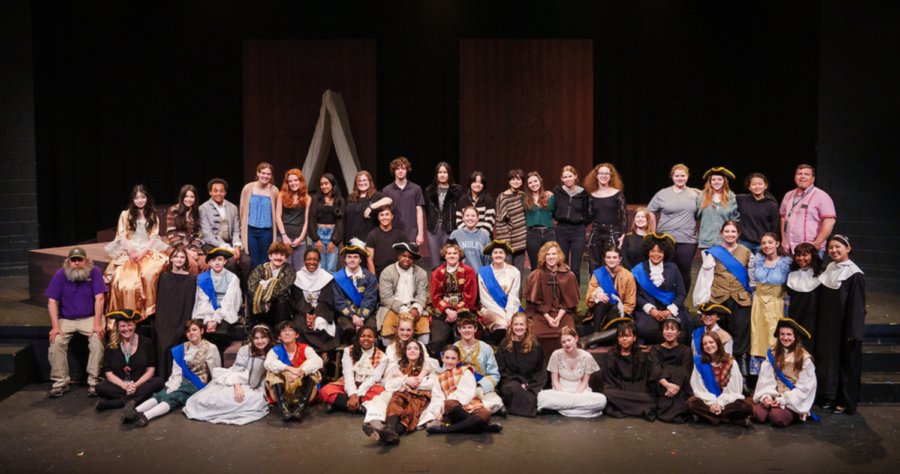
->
xmin=524 ymin=194 xmax=556 ymax=228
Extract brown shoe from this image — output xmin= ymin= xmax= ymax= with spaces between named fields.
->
xmin=48 ymin=386 xmax=68 ymax=398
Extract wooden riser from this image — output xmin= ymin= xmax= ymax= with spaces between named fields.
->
xmin=0 ymin=344 xmax=36 ymax=403
xmin=28 ymin=243 xmax=110 ymax=304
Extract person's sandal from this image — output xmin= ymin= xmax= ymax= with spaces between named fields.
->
xmin=48 ymin=386 xmax=68 ymax=398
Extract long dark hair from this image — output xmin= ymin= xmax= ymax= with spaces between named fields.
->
xmin=398 ymin=340 xmax=424 ymax=376
xmin=789 ymin=242 xmax=825 ymax=276
xmin=166 ymin=247 xmax=190 ymax=272
xmin=468 ymin=171 xmax=488 ymax=201
xmin=350 ymin=327 xmax=377 ymax=363
xmin=127 ymin=185 xmax=158 ymax=233
xmin=430 ymin=162 xmax=456 ymax=188
xmin=248 ymin=325 xmax=275 ymax=357
xmin=173 ymin=184 xmax=199 ymax=232
xmin=611 ymin=321 xmax=638 ymax=357
xmin=743 ymin=172 xmax=777 ymax=201
xmin=316 ymin=173 xmax=343 ymax=219
xmin=773 ymin=327 xmax=806 ymax=374
xmin=699 ymin=331 xmax=728 ymax=365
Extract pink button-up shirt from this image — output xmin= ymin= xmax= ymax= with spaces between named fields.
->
xmin=779 ymin=186 xmax=836 ymax=251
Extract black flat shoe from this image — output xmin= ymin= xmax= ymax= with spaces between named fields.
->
xmin=483 ymin=423 xmax=503 ymax=433
xmin=324 ymin=403 xmax=335 ymax=414
xmin=832 ymin=407 xmax=846 ymax=414
xmin=122 ymin=401 xmax=138 ymax=423
xmin=499 ymin=406 xmax=508 ymax=418
xmin=133 ymin=413 xmax=149 ymax=428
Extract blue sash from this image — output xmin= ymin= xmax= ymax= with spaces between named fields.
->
xmin=706 ymin=245 xmax=751 ymax=292
xmin=455 ymin=362 xmax=483 ymax=383
xmin=333 ymin=269 xmax=363 ymax=307
xmin=766 ymin=349 xmax=820 ymax=421
xmin=632 ymin=263 xmax=675 ymax=306
xmin=478 ymin=265 xmax=523 ymax=312
xmin=693 ymin=327 xmax=706 ymax=355
xmin=593 ymin=267 xmax=620 ymax=301
xmin=693 ymin=355 xmax=722 ymax=397
xmin=171 ymin=344 xmax=207 ymax=390
xmin=273 ymin=344 xmax=293 ymax=367
xmin=197 ymin=271 xmax=219 ymax=311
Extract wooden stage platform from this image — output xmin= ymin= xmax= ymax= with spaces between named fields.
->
xmin=27 ymin=243 xmax=111 ymax=304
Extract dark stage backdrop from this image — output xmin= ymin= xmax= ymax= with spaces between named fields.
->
xmin=31 ymin=1 xmax=820 ymax=247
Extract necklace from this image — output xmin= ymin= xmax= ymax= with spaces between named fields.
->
xmin=122 ymin=336 xmax=136 ymax=381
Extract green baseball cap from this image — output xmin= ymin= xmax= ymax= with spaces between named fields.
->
xmin=68 ymin=247 xmax=87 ymax=260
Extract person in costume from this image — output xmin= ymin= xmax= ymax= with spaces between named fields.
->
xmin=429 ymin=240 xmax=478 ymax=354
xmin=494 ymin=169 xmax=528 ymax=272
xmin=595 ymin=321 xmax=657 ymax=420
xmin=183 ymin=324 xmax=274 ymax=425
xmin=449 ymin=205 xmax=491 ymax=271
xmin=332 ymin=241 xmax=379 ymax=343
xmin=274 ymin=168 xmax=311 ymax=271
xmin=496 ymin=313 xmax=546 ymax=417
xmin=687 ymin=331 xmax=752 ymax=427
xmin=454 ymin=314 xmax=505 ymax=415
xmin=308 ymin=173 xmax=345 ymax=274
xmin=370 ymin=340 xmax=435 ymax=445
xmin=95 ymin=310 xmax=165 ymax=411
xmin=817 ymin=235 xmax=866 ymax=414
xmin=247 ymin=242 xmax=296 ymax=327
xmin=535 ymin=327 xmax=606 ymax=418
xmin=632 ymin=233 xmax=690 ymax=345
xmin=192 ymin=248 xmax=242 ymax=358
xmin=695 ymin=167 xmax=740 ymax=250
xmin=198 ymin=178 xmax=252 ymax=293
xmin=264 ymin=320 xmax=323 ymax=422
xmin=292 ymin=248 xmax=339 ymax=352
xmin=165 ymin=184 xmax=208 ymax=275
xmin=525 ymin=241 xmax=581 ymax=359
xmin=647 ymin=164 xmax=701 ymax=292
xmin=424 ymin=345 xmax=504 ymax=434
xmin=552 ymin=166 xmax=590 ymax=287
xmin=454 ymin=170 xmax=496 ymax=234
xmin=693 ymin=220 xmax=754 ymax=381
xmin=320 ymin=327 xmax=386 ymax=415
xmin=123 ymin=319 xmax=221 ymax=428
xmin=691 ymin=303 xmax=733 ymax=356
xmin=582 ymin=245 xmax=636 ymax=347
xmin=786 ymin=242 xmax=825 ymax=354
xmin=478 ymin=240 xmax=523 ymax=341
xmin=649 ymin=316 xmax=694 ymax=423
xmin=424 ymin=162 xmax=462 ymax=271
xmin=621 ymin=207 xmax=654 ymax=270
xmin=585 ymin=163 xmax=628 ymax=274
xmin=378 ymin=242 xmax=430 ymax=344
xmin=104 ymin=185 xmax=169 ymax=323
xmin=752 ymin=319 xmax=817 ymax=427
xmin=749 ymin=233 xmax=793 ymax=376
xmin=240 ymin=162 xmax=279 ymax=269
xmin=153 ymin=248 xmax=196 ymax=380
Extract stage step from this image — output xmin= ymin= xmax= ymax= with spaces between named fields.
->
xmin=863 ymin=325 xmax=900 ymax=345
xmin=0 ymin=344 xmax=36 ymax=402
xmin=860 ymin=373 xmax=900 ymax=403
xmin=862 ymin=344 xmax=900 ymax=373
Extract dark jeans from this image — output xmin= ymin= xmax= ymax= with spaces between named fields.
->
xmin=587 ymin=223 xmax=617 ymax=275
xmin=95 ymin=376 xmax=166 ymax=406
xmin=672 ymin=243 xmax=698 ymax=293
xmin=247 ymin=225 xmax=274 ymax=269
xmin=526 ymin=227 xmax=557 ymax=270
xmin=556 ymin=223 xmax=586 ymax=286
xmin=719 ymin=298 xmax=751 ymax=359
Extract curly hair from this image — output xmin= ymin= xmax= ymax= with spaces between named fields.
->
xmin=585 ymin=163 xmax=624 ymax=193
xmin=789 ymin=242 xmax=825 ymax=276
xmin=249 ymin=324 xmax=275 ymax=357
xmin=640 ymin=234 xmax=675 ymax=260
xmin=267 ymin=241 xmax=293 ymax=257
xmin=350 ymin=327 xmax=378 ymax=363
xmin=207 ymin=178 xmax=228 ymax=193
xmin=390 ymin=157 xmax=412 ymax=177
xmin=279 ymin=169 xmax=309 ymax=209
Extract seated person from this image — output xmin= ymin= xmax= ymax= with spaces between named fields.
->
xmin=478 ymin=240 xmax=522 ymax=342
xmin=649 ymin=316 xmax=694 ymax=424
xmin=198 ymin=178 xmax=252 ymax=292
xmin=632 ymin=234 xmax=691 ymax=345
xmin=183 ymin=324 xmax=274 ymax=425
xmin=595 ymin=321 xmax=657 ymax=421
xmin=332 ymin=241 xmax=379 ymax=343
xmin=154 ymin=248 xmax=197 ymax=380
xmin=687 ymin=331 xmax=753 ymax=427
xmin=370 ymin=340 xmax=435 ymax=446
xmin=496 ymin=313 xmax=547 ymax=418
xmin=524 ymin=241 xmax=581 ymax=359
xmin=264 ymin=320 xmax=324 ymax=422
xmin=454 ymin=314 xmax=505 ymax=415
xmin=425 ymin=346 xmax=503 ymax=434
xmin=320 ymin=327 xmax=387 ymax=415
xmin=247 ymin=242 xmax=296 ymax=327
xmin=378 ymin=242 xmax=430 ymax=345
xmin=583 ymin=246 xmax=637 ymax=347
xmin=429 ymin=239 xmax=478 ymax=355
xmin=123 ymin=319 xmax=221 ymax=427
xmin=365 ymin=205 xmax=405 ymax=278
xmin=536 ymin=327 xmax=607 ymax=418
xmin=192 ymin=248 xmax=242 ymax=358
xmin=94 ymin=310 xmax=165 ymax=411
xmin=292 ymin=248 xmax=340 ymax=352
xmin=165 ymin=184 xmax=208 ymax=276
xmin=692 ymin=303 xmax=734 ymax=356
xmin=752 ymin=319 xmax=817 ymax=427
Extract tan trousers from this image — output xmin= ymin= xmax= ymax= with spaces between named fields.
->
xmin=265 ymin=371 xmax=322 ymax=403
xmin=49 ymin=317 xmax=105 ymax=389
xmin=381 ymin=310 xmax=431 ymax=336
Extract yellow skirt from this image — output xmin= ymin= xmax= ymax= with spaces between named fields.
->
xmin=749 ymin=283 xmax=787 ymax=358
xmin=105 ymin=251 xmax=168 ymax=328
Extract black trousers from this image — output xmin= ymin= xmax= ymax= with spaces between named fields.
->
xmin=204 ymin=321 xmax=233 ymax=361
xmin=719 ymin=298 xmax=751 ymax=359
xmin=837 ymin=339 xmax=863 ymax=414
xmin=95 ymin=376 xmax=166 ymax=405
xmin=556 ymin=223 xmax=586 ymax=286
xmin=672 ymin=243 xmax=697 ymax=294
xmin=337 ymin=316 xmax=377 ymax=344
xmin=247 ymin=295 xmax=292 ymax=328
xmin=428 ymin=315 xmax=459 ymax=357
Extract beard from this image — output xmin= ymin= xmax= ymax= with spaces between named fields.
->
xmin=63 ymin=258 xmax=95 ymax=282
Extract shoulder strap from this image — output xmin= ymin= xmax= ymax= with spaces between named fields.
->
xmin=706 ymin=245 xmax=751 ymax=292
xmin=632 ymin=263 xmax=675 ymax=306
xmin=197 ymin=271 xmax=219 ymax=311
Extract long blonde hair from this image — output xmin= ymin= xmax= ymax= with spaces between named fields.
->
xmin=700 ymin=176 xmax=732 ymax=209
xmin=107 ymin=320 xmax=136 ymax=349
xmin=503 ymin=313 xmax=536 ymax=354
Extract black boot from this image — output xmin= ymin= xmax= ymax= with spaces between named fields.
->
xmin=271 ymin=383 xmax=291 ymax=422
xmin=738 ymin=355 xmax=751 ymax=396
xmin=375 ymin=416 xmax=401 ymax=445
xmin=329 ymin=393 xmax=349 ymax=413
xmin=291 ymin=376 xmax=316 ymax=422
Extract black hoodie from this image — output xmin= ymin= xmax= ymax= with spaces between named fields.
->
xmin=736 ymin=193 xmax=780 ymax=245
xmin=552 ymin=184 xmax=590 ymax=225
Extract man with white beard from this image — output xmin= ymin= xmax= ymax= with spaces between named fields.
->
xmin=45 ymin=247 xmax=107 ymax=398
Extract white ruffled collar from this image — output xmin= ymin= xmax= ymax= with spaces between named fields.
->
xmin=295 ymin=266 xmax=333 ymax=292
xmin=787 ymin=267 xmax=821 ymax=292
xmin=818 ymin=261 xmax=863 ymax=290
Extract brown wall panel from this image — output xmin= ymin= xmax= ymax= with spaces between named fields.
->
xmin=460 ymin=39 xmax=593 ymax=196
xmin=243 ymin=40 xmax=377 ymax=190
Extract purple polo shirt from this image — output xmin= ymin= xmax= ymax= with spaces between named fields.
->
xmin=382 ymin=181 xmax=425 ymax=242
xmin=779 ymin=186 xmax=837 ymax=251
xmin=45 ymin=266 xmax=107 ymax=319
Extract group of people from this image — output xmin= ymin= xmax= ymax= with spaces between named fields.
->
xmin=43 ymin=159 xmax=865 ymax=443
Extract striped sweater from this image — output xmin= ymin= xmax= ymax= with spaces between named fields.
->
xmin=494 ymin=191 xmax=527 ymax=252
xmin=455 ymin=192 xmax=496 ymax=235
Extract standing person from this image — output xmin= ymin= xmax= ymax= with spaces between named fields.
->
xmin=752 ymin=319 xmax=817 ymax=427
xmin=320 ymin=327 xmax=386 ymax=415
xmin=455 ymin=171 xmax=495 ymax=234
xmin=240 ymin=162 xmax=280 ymax=269
xmin=292 ymin=249 xmax=340 ymax=353
xmin=536 ymin=328 xmax=607 ymax=418
xmin=192 ymin=248 xmax=242 ymax=359
xmin=553 ymin=166 xmax=590 ymax=287
xmin=246 ymin=242 xmax=296 ymax=327
xmin=94 ymin=310 xmax=165 ymax=411
xmin=632 ymin=234 xmax=690 ymax=345
xmin=786 ymin=243 xmax=825 ymax=355
xmin=524 ymin=242 xmax=581 ymax=359
xmin=620 ymin=207 xmax=654 ymax=270
xmin=153 ymin=248 xmax=196 ymax=380
xmin=45 ymin=247 xmax=106 ymax=398
xmin=198 ymin=178 xmax=252 ymax=292
xmin=523 ymin=171 xmax=557 ymax=272
xmin=687 ymin=331 xmax=753 ymax=427
xmin=583 ymin=246 xmax=637 ymax=347
xmin=647 ymin=164 xmax=700 ymax=292
xmin=749 ymin=233 xmax=792 ymax=376
xmin=817 ymin=235 xmax=866 ymax=415
xmin=104 ymin=185 xmax=169 ymax=321
xmin=779 ymin=164 xmax=837 ymax=255
xmin=696 ymin=167 xmax=740 ymax=250
xmin=429 ymin=240 xmax=478 ymax=354
xmin=308 ymin=173 xmax=345 ymax=274
xmin=649 ymin=316 xmax=694 ymax=423
xmin=478 ymin=240 xmax=523 ymax=341
xmin=494 ymin=169 xmax=528 ymax=272
xmin=274 ymin=169 xmax=311 ymax=271
xmin=365 ymin=205 xmax=404 ymax=277
xmin=165 ymin=184 xmax=207 ymax=276
xmin=377 ymin=243 xmax=431 ymax=345
xmin=736 ymin=173 xmax=780 ymax=254
xmin=332 ymin=243 xmax=379 ymax=342
xmin=595 ymin=321 xmax=657 ymax=421
xmin=450 ymin=206 xmax=491 ymax=271
xmin=264 ymin=321 xmax=323 ymax=422
xmin=496 ymin=313 xmax=546 ymax=418
xmin=424 ymin=162 xmax=462 ymax=270
xmin=454 ymin=314 xmax=505 ymax=415
xmin=344 ymin=170 xmax=393 ymax=248
xmin=585 ymin=163 xmax=628 ymax=275
xmin=382 ymin=157 xmax=426 ymax=246
xmin=425 ymin=346 xmax=503 ymax=435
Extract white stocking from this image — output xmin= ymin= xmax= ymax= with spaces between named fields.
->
xmin=143 ymin=402 xmax=171 ymax=420
xmin=136 ymin=399 xmax=159 ymax=412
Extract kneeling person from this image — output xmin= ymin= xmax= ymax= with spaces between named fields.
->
xmin=378 ymin=243 xmax=430 ymax=345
